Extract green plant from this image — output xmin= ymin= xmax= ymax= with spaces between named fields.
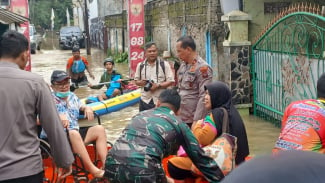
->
xmin=106 ymin=49 xmax=113 ymax=57
xmin=114 ymin=52 xmax=128 ymax=63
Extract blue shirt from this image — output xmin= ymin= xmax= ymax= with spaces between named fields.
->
xmin=40 ymin=92 xmax=83 ymax=138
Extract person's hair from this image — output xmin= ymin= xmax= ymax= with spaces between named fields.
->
xmin=144 ymin=41 xmax=157 ymax=50
xmin=72 ymin=46 xmax=80 ymax=52
xmin=176 ymin=35 xmax=196 ymax=51
xmin=317 ymin=73 xmax=325 ymax=98
xmin=0 ymin=30 xmax=29 ymax=58
xmin=158 ymin=88 xmax=181 ymax=111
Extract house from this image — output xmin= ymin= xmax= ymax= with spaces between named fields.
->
xmin=0 ymin=7 xmax=29 ymax=35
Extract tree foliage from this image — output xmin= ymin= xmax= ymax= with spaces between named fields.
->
xmin=29 ymin=0 xmax=74 ymax=31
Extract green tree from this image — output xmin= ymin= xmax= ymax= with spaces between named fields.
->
xmin=29 ymin=0 xmax=73 ymax=31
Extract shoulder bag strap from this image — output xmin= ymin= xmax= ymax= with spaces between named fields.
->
xmin=220 ymin=107 xmax=229 ymax=133
xmin=139 ymin=61 xmax=146 ymax=80
xmin=156 ymin=59 xmax=159 ymax=82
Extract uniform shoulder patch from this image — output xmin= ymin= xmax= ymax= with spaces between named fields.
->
xmin=199 ymin=66 xmax=209 ymax=78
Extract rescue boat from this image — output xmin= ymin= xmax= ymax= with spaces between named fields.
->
xmin=78 ymin=88 xmax=141 ymax=119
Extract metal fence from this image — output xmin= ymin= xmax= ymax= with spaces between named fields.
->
xmin=252 ymin=11 xmax=325 ymax=127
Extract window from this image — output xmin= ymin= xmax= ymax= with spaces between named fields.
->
xmin=0 ymin=0 xmax=10 ymax=6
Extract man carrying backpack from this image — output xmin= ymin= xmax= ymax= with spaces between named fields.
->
xmin=66 ymin=47 xmax=95 ymax=86
xmin=134 ymin=42 xmax=175 ymax=111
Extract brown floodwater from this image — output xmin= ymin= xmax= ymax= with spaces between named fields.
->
xmin=31 ymin=48 xmax=280 ymax=157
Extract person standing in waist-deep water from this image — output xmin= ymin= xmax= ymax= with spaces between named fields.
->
xmin=273 ymin=73 xmax=325 ymax=153
xmin=176 ymin=36 xmax=213 ymax=128
xmin=104 ymin=89 xmax=224 ymax=183
xmin=134 ymin=41 xmax=175 ymax=111
xmin=0 ymin=30 xmax=74 ymax=183
xmin=66 ymin=46 xmax=95 ymax=86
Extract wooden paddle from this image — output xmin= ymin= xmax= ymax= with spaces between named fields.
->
xmin=70 ymin=79 xmax=133 ymax=92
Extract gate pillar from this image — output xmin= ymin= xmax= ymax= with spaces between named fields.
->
xmin=221 ymin=10 xmax=252 ymax=106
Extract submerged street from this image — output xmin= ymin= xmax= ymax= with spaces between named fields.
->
xmin=31 ymin=48 xmax=280 ymax=157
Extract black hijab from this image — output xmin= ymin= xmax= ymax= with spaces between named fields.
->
xmin=205 ymin=81 xmax=249 ymax=165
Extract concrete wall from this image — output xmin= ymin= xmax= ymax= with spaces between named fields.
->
xmin=72 ymin=0 xmax=84 ymax=31
xmin=89 ymin=0 xmax=98 ymax=20
xmin=90 ymin=17 xmax=105 ymax=49
xmin=243 ymin=0 xmax=325 ymax=43
xmin=101 ymin=0 xmax=225 ymax=82
xmin=243 ymin=0 xmax=291 ymax=42
xmin=98 ymin=0 xmax=123 ymax=17
xmin=144 ymin=0 xmax=225 ymax=82
xmin=109 ymin=28 xmax=124 ymax=53
xmin=104 ymin=13 xmax=127 ymax=53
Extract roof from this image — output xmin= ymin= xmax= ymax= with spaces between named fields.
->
xmin=0 ymin=8 xmax=29 ymax=24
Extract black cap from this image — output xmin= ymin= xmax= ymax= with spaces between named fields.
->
xmin=317 ymin=73 xmax=325 ymax=98
xmin=51 ymin=70 xmax=70 ymax=84
xmin=103 ymin=57 xmax=114 ymax=65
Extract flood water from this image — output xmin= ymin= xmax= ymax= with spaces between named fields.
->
xmin=31 ymin=48 xmax=280 ymax=157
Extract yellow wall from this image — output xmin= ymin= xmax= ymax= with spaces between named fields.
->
xmin=243 ymin=0 xmax=324 ymax=44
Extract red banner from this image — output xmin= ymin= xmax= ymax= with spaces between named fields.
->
xmin=10 ymin=0 xmax=31 ymax=71
xmin=128 ymin=0 xmax=145 ymax=78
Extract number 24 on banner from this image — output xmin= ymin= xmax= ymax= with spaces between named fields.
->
xmin=131 ymin=51 xmax=144 ymax=60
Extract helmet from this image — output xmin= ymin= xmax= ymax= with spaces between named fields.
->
xmin=103 ymin=57 xmax=114 ymax=66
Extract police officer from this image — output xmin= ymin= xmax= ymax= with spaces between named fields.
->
xmin=176 ymin=36 xmax=213 ymax=127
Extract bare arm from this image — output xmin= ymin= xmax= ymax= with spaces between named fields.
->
xmin=80 ymin=105 xmax=94 ymax=121
xmin=86 ymin=65 xmax=95 ymax=79
xmin=37 ymin=80 xmax=74 ymax=168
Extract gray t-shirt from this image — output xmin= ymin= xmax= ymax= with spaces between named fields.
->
xmin=0 ymin=61 xmax=74 ymax=181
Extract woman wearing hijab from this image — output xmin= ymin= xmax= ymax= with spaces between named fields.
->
xmin=167 ymin=81 xmax=249 ymax=182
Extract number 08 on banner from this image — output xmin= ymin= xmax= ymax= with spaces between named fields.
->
xmin=128 ymin=0 xmax=145 ymax=78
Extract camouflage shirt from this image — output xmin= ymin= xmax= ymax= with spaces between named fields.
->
xmin=105 ymin=106 xmax=223 ymax=182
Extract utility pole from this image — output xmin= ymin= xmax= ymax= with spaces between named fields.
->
xmin=84 ymin=0 xmax=91 ymax=55
xmin=121 ymin=0 xmax=125 ymax=53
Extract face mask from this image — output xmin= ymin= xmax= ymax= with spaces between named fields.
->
xmin=55 ymin=91 xmax=71 ymax=98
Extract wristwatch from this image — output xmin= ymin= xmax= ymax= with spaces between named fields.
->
xmin=158 ymin=83 xmax=161 ymax=89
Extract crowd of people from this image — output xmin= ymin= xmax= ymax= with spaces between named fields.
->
xmin=1 ymin=29 xmax=325 ymax=183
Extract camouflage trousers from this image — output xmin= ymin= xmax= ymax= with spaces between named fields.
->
xmin=105 ymin=164 xmax=167 ymax=183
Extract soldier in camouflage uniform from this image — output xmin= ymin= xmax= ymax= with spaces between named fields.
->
xmin=104 ymin=89 xmax=224 ymax=183
xmin=176 ymin=36 xmax=213 ymax=127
